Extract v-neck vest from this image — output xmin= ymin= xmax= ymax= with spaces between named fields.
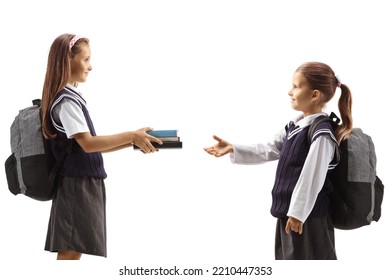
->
xmin=270 ymin=121 xmax=338 ymax=218
xmin=49 ymin=87 xmax=107 ymax=179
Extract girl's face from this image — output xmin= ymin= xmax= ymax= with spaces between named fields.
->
xmin=288 ymin=71 xmax=321 ymax=116
xmin=69 ymin=42 xmax=92 ymax=85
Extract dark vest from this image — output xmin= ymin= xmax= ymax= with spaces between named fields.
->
xmin=270 ymin=119 xmax=338 ymax=219
xmin=50 ymin=86 xmax=107 ymax=179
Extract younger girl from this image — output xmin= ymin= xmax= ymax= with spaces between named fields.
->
xmin=41 ymin=34 xmax=163 ymax=260
xmin=204 ymin=62 xmax=353 ymax=260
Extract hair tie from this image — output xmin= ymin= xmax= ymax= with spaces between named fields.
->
xmin=69 ymin=35 xmax=83 ymax=50
xmin=335 ymin=75 xmax=342 ymax=87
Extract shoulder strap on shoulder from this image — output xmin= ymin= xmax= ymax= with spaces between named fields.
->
xmin=307 ymin=112 xmax=340 ymax=144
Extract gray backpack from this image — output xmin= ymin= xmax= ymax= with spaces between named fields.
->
xmin=4 ymin=99 xmax=72 ymax=201
xmin=308 ymin=113 xmax=384 ymax=229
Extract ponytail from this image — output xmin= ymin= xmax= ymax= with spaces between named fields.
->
xmin=337 ymin=83 xmax=353 ymax=143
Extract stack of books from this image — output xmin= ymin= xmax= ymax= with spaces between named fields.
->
xmin=134 ymin=130 xmax=182 ymax=149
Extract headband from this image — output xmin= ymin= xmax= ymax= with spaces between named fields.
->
xmin=69 ymin=35 xmax=84 ymax=49
xmin=335 ymin=75 xmax=342 ymax=87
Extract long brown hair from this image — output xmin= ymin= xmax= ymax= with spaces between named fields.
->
xmin=41 ymin=34 xmax=89 ymax=139
xmin=296 ymin=62 xmax=353 ymax=143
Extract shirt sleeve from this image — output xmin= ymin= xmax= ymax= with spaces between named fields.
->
xmin=287 ymin=135 xmax=337 ymax=223
xmin=53 ymin=98 xmax=90 ymax=139
xmin=230 ymin=127 xmax=286 ymax=164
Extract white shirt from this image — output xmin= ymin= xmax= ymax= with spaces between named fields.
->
xmin=52 ymin=84 xmax=90 ymax=139
xmin=230 ymin=113 xmax=337 ymax=222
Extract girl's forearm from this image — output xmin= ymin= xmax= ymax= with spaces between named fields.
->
xmin=74 ymin=131 xmax=135 ymax=153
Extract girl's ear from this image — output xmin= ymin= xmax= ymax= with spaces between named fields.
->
xmin=312 ymin=89 xmax=322 ymax=100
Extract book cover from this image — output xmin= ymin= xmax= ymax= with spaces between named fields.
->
xmin=134 ymin=141 xmax=182 ymax=150
xmin=147 ymin=130 xmax=178 ymax=138
xmin=157 ymin=136 xmax=180 ymax=142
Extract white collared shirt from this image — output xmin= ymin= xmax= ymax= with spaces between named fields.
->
xmin=52 ymin=84 xmax=90 ymax=138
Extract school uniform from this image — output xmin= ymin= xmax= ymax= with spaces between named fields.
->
xmin=230 ymin=113 xmax=339 ymax=260
xmin=44 ymin=85 xmax=107 ymax=257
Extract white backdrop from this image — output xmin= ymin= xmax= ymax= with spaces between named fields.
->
xmin=1 ymin=0 xmax=388 ymax=279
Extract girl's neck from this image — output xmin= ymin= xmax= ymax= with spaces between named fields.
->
xmin=67 ymin=80 xmax=78 ymax=87
xmin=303 ymin=108 xmax=323 ymax=117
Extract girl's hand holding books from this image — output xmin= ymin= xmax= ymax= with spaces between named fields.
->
xmin=131 ymin=127 xmax=163 ymax=153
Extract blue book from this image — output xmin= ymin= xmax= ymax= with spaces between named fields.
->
xmin=147 ymin=130 xmax=178 ymax=137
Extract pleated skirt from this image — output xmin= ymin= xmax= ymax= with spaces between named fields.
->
xmin=275 ymin=216 xmax=336 ymax=260
xmin=45 ymin=176 xmax=107 ymax=257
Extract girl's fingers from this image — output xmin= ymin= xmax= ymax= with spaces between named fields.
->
xmin=150 ymin=136 xmax=163 ymax=145
xmin=213 ymin=135 xmax=223 ymax=142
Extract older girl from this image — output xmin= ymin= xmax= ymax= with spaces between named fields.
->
xmin=42 ymin=34 xmax=162 ymax=260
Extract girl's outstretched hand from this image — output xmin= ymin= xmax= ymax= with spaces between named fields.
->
xmin=132 ymin=127 xmax=163 ymax=153
xmin=204 ymin=135 xmax=233 ymax=157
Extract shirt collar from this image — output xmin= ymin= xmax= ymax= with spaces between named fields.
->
xmin=66 ymin=83 xmax=83 ymax=96
xmin=293 ymin=112 xmax=328 ymax=128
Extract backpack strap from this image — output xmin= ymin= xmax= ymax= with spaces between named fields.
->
xmin=33 ymin=98 xmax=73 ymax=190
xmin=48 ymin=139 xmax=73 ymax=187
xmin=33 ymin=99 xmax=41 ymax=106
xmin=307 ymin=112 xmax=340 ymax=144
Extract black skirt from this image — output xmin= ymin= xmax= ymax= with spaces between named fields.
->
xmin=275 ymin=216 xmax=336 ymax=260
xmin=45 ymin=176 xmax=107 ymax=257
